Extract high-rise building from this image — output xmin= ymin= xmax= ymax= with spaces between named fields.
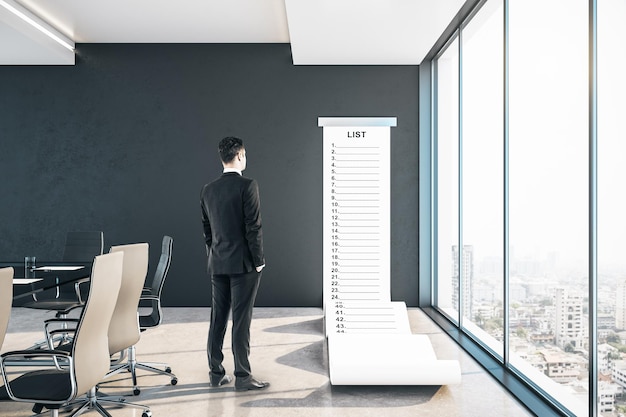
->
xmin=615 ymin=281 xmax=626 ymax=330
xmin=554 ymin=288 xmax=586 ymax=351
xmin=452 ymin=245 xmax=473 ymax=321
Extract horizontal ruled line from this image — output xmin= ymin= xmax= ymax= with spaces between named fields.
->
xmin=332 ymin=145 xmax=380 ymax=148
xmin=334 ymin=164 xmax=380 ymax=169
xmin=339 ymin=259 xmax=380 ymax=261
xmin=343 ymin=320 xmax=396 ymax=323
xmin=335 ymin=204 xmax=380 ymax=207
xmin=338 ymin=231 xmax=380 ymax=234
xmin=337 ymin=278 xmax=379 ymax=280
xmin=334 ymin=191 xmax=380 ymax=194
xmin=333 ymin=158 xmax=380 ymax=162
xmin=337 ymin=284 xmax=380 ymax=287
xmin=333 ymin=150 xmax=380 ymax=153
xmin=334 ymin=179 xmax=380 ymax=182
xmin=343 ymin=327 xmax=397 ymax=330
xmin=339 ymin=291 xmax=381 ymax=294
xmin=338 ymin=243 xmax=380 ymax=244
xmin=334 ymin=153 xmax=380 ymax=156
xmin=337 ymin=219 xmax=379 ymax=221
xmin=343 ymin=312 xmax=395 ymax=317
xmin=338 ymin=252 xmax=379 ymax=255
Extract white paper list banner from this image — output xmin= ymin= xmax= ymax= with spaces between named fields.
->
xmin=328 ymin=333 xmax=462 ymax=385
xmin=327 ymin=301 xmax=411 ymax=335
xmin=320 ymin=117 xmax=396 ymax=307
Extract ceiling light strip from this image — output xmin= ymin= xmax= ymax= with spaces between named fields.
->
xmin=0 ymin=0 xmax=74 ymax=52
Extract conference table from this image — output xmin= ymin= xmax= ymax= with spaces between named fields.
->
xmin=2 ymin=261 xmax=92 ymax=366
xmin=7 ymin=262 xmax=92 ymax=305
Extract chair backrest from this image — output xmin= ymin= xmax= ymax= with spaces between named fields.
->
xmin=56 ymin=231 xmax=104 ymax=298
xmin=108 ymin=243 xmax=149 ymax=354
xmin=141 ymin=236 xmax=172 ymax=329
xmin=62 ymin=231 xmax=104 ymax=263
xmin=0 ymin=267 xmax=14 ymax=350
xmin=71 ymin=252 xmax=123 ymax=395
xmin=148 ymin=236 xmax=172 ymax=297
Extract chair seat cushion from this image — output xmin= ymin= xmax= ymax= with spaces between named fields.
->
xmin=22 ymin=299 xmax=82 ymax=314
xmin=139 ymin=315 xmax=158 ymax=329
xmin=0 ymin=370 xmax=72 ymax=404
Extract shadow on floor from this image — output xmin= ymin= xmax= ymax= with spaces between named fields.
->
xmin=241 ymin=383 xmax=441 ymax=408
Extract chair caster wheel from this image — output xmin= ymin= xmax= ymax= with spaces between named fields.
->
xmin=165 ymin=367 xmax=172 ymax=373
xmin=133 ymin=387 xmax=141 ymax=395
xmin=171 ymin=377 xmax=178 ymax=386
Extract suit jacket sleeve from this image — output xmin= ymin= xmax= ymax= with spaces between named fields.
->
xmin=201 ymin=186 xmax=212 ymax=255
xmin=243 ymin=179 xmax=265 ymax=267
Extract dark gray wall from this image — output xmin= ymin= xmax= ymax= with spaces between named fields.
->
xmin=0 ymin=44 xmax=419 ymax=307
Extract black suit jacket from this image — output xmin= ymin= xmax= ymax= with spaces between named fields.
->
xmin=201 ymin=172 xmax=265 ymax=275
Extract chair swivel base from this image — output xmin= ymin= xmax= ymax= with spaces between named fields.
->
xmin=106 ymin=345 xmax=177 ymax=395
xmin=58 ymin=387 xmax=151 ymax=417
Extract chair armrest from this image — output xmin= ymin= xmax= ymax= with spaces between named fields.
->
xmin=73 ymin=277 xmax=90 ymax=303
xmin=138 ymin=295 xmax=161 ymax=313
xmin=1 ymin=349 xmax=71 ymax=360
xmin=44 ymin=318 xmax=80 ymax=325
xmin=0 ymin=350 xmax=73 ymax=403
xmin=60 ymin=304 xmax=85 ymax=316
xmin=48 ymin=329 xmax=77 ymax=337
xmin=44 ymin=318 xmax=79 ymax=349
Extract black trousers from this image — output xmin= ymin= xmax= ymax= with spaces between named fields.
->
xmin=208 ymin=270 xmax=261 ymax=380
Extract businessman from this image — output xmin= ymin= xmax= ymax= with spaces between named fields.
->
xmin=201 ymin=136 xmax=269 ymax=391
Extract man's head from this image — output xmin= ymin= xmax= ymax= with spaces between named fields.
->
xmin=218 ymin=136 xmax=246 ymax=170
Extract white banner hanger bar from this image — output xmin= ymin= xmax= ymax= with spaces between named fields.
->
xmin=318 ymin=117 xmax=397 ymax=127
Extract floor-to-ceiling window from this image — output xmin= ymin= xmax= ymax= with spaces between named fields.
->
xmin=435 ymin=36 xmax=460 ymax=324
xmin=598 ymin=1 xmax=626 ymax=416
xmin=508 ymin=1 xmax=589 ymax=415
xmin=429 ymin=0 xmax=612 ymax=415
xmin=460 ymin=0 xmax=504 ymax=359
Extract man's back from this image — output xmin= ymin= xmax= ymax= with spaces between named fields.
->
xmin=201 ymin=172 xmax=264 ymax=275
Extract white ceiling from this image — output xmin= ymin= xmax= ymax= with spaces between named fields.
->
xmin=0 ymin=0 xmax=466 ymax=65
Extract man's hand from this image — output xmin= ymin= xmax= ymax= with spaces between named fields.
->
xmin=255 ymin=264 xmax=265 ymax=273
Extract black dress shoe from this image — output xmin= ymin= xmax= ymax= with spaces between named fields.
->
xmin=235 ymin=377 xmax=270 ymax=391
xmin=210 ymin=374 xmax=233 ymax=387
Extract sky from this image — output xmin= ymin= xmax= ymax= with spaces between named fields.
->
xmin=438 ymin=0 xmax=626 ymax=277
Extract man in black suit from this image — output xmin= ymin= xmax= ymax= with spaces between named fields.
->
xmin=201 ymin=136 xmax=269 ymax=391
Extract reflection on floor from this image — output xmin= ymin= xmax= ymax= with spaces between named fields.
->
xmin=0 ymin=307 xmax=534 ymax=417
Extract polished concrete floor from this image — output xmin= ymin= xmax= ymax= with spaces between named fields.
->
xmin=0 ymin=307 xmax=535 ymax=417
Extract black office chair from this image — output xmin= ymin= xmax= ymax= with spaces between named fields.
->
xmin=132 ymin=235 xmax=177 ymax=387
xmin=22 ymin=231 xmax=104 ymax=316
xmin=21 ymin=231 xmax=103 ymax=350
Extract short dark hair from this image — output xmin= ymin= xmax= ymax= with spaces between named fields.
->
xmin=218 ymin=136 xmax=244 ymax=164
